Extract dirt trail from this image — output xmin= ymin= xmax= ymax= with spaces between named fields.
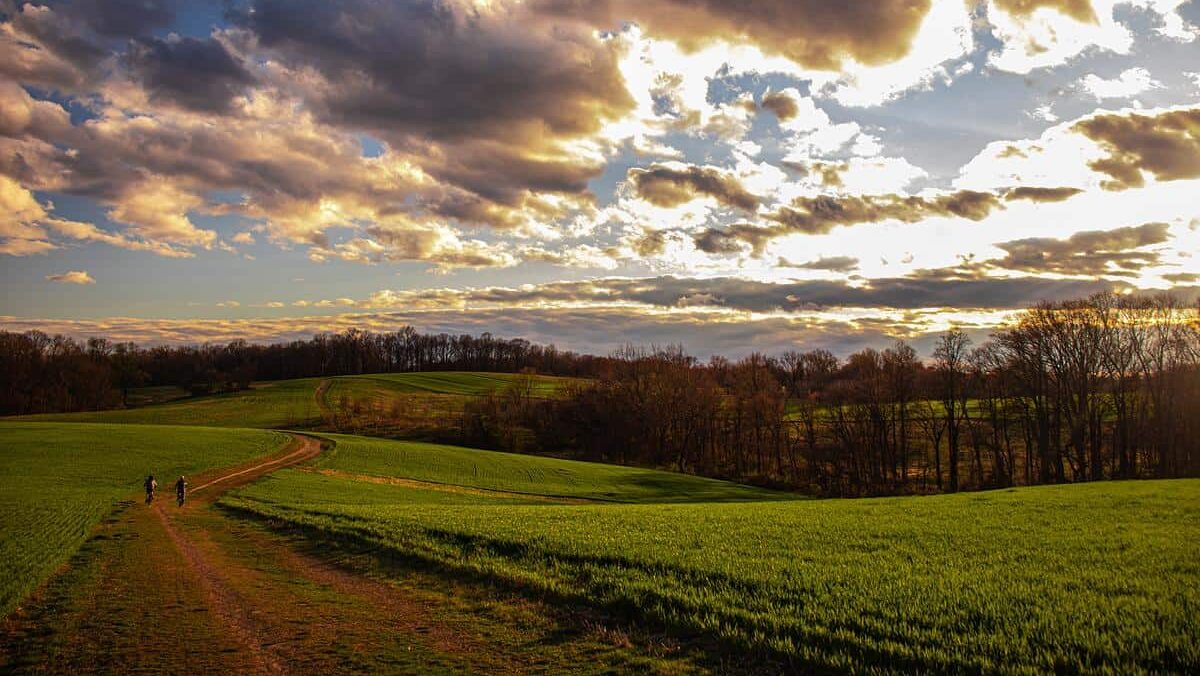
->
xmin=148 ymin=434 xmax=325 ymax=674
xmin=313 ymin=378 xmax=333 ymax=420
xmin=2 ymin=433 xmax=684 ymax=674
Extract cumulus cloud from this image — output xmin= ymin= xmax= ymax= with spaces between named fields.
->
xmin=694 ymin=190 xmax=1003 ymax=255
xmin=991 ymin=221 xmax=1171 ymax=276
xmin=986 ymin=1 xmax=1195 ymax=74
xmin=1080 ymin=67 xmax=1163 ymax=100
xmin=45 ymin=270 xmax=95 ymax=285
xmin=1073 ymin=106 xmax=1200 ymax=190
xmin=628 ymin=163 xmax=760 ymax=212
xmin=125 ymin=34 xmax=256 ymax=113
xmin=0 ymin=0 xmax=641 ymax=264
xmin=531 ymin=0 xmax=935 ymax=71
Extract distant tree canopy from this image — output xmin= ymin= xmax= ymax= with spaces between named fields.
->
xmin=3 ymin=292 xmax=1198 ymax=495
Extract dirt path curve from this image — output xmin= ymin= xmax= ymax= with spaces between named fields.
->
xmin=149 ymin=434 xmax=325 ymax=675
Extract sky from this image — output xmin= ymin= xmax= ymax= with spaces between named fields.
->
xmin=2 ymin=0 xmax=1199 ymax=357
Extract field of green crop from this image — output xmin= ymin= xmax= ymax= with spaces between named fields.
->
xmin=303 ymin=433 xmax=790 ymax=503
xmin=18 ymin=372 xmax=579 ymax=430
xmin=225 ymin=436 xmax=1200 ymax=673
xmin=0 ymin=422 xmax=290 ymax=617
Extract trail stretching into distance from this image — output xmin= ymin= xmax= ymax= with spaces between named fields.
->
xmin=0 ymin=432 xmax=679 ymax=675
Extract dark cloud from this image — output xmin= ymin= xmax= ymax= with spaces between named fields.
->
xmin=237 ymin=0 xmax=631 ymax=142
xmin=631 ymin=229 xmax=667 ymax=257
xmin=1004 ymin=186 xmax=1083 ymax=202
xmin=629 ymin=164 xmax=760 ymax=212
xmin=231 ymin=0 xmax=635 ymax=222
xmin=371 ymin=274 xmax=1133 ymax=312
xmin=761 ymin=90 xmax=800 ymax=121
xmin=695 ymin=190 xmax=1003 ymax=255
xmin=993 ymin=222 xmax=1170 ymax=277
xmin=771 ymin=190 xmax=1001 ymax=234
xmin=532 ymin=0 xmax=934 ymax=70
xmin=59 ymin=0 xmax=177 ymax=38
xmin=1164 ymin=272 xmax=1199 ymax=283
xmin=0 ymin=0 xmax=180 ymax=90
xmin=1074 ymin=107 xmax=1200 ymax=190
xmin=694 ymin=223 xmax=774 ymax=255
xmin=781 ymin=255 xmax=860 ymax=272
xmin=126 ymin=35 xmax=255 ymax=112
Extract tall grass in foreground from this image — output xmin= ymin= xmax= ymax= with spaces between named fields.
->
xmin=0 ymin=422 xmax=289 ymax=617
xmin=227 ymin=459 xmax=1200 ymax=672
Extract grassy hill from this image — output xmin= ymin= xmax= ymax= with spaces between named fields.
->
xmin=14 ymin=372 xmax=576 ymax=430
xmin=0 ymin=422 xmax=290 ymax=617
xmin=283 ymin=433 xmax=792 ymax=504
xmin=224 ymin=434 xmax=1200 ymax=673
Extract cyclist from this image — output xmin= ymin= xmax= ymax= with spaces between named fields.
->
xmin=175 ymin=475 xmax=187 ymax=507
xmin=144 ymin=474 xmax=157 ymax=504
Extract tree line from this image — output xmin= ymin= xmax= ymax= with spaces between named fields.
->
xmin=462 ymin=293 xmax=1200 ymax=494
xmin=0 ymin=326 xmax=606 ymax=416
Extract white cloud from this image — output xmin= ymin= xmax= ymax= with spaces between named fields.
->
xmin=1080 ymin=67 xmax=1163 ymax=99
xmin=987 ymin=0 xmax=1134 ymax=74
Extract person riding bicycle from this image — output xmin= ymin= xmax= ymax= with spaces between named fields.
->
xmin=144 ymin=474 xmax=157 ymax=504
xmin=175 ymin=475 xmax=187 ymax=507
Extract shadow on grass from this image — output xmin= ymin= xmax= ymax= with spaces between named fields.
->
xmin=219 ymin=503 xmax=971 ymax=675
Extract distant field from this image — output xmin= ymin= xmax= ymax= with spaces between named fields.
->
xmin=225 ymin=435 xmax=1200 ymax=673
xmin=15 ymin=378 xmax=325 ymax=428
xmin=15 ymin=372 xmax=578 ymax=430
xmin=0 ymin=422 xmax=289 ymax=617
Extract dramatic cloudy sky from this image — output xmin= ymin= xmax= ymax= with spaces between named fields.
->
xmin=2 ymin=0 xmax=1199 ymax=355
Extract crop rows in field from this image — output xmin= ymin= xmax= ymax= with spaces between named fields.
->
xmin=224 ymin=434 xmax=1200 ymax=674
xmin=0 ymin=423 xmax=289 ymax=617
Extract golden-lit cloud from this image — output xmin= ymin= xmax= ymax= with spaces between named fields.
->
xmin=1074 ymin=106 xmax=1200 ymax=190
xmin=991 ymin=221 xmax=1171 ymax=276
xmin=694 ymin=190 xmax=1004 ymax=255
xmin=45 ymin=270 xmax=95 ymax=285
xmin=629 ymin=163 xmax=760 ymax=212
xmin=532 ymin=0 xmax=935 ymax=71
xmin=994 ymin=0 xmax=1098 ymax=24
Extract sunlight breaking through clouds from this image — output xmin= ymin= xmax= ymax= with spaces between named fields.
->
xmin=1 ymin=0 xmax=1198 ymax=350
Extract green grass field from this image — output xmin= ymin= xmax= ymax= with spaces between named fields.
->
xmin=301 ymin=433 xmax=791 ymax=503
xmin=225 ymin=434 xmax=1200 ymax=673
xmin=16 ymin=372 xmax=577 ymax=430
xmin=0 ymin=422 xmax=289 ymax=617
